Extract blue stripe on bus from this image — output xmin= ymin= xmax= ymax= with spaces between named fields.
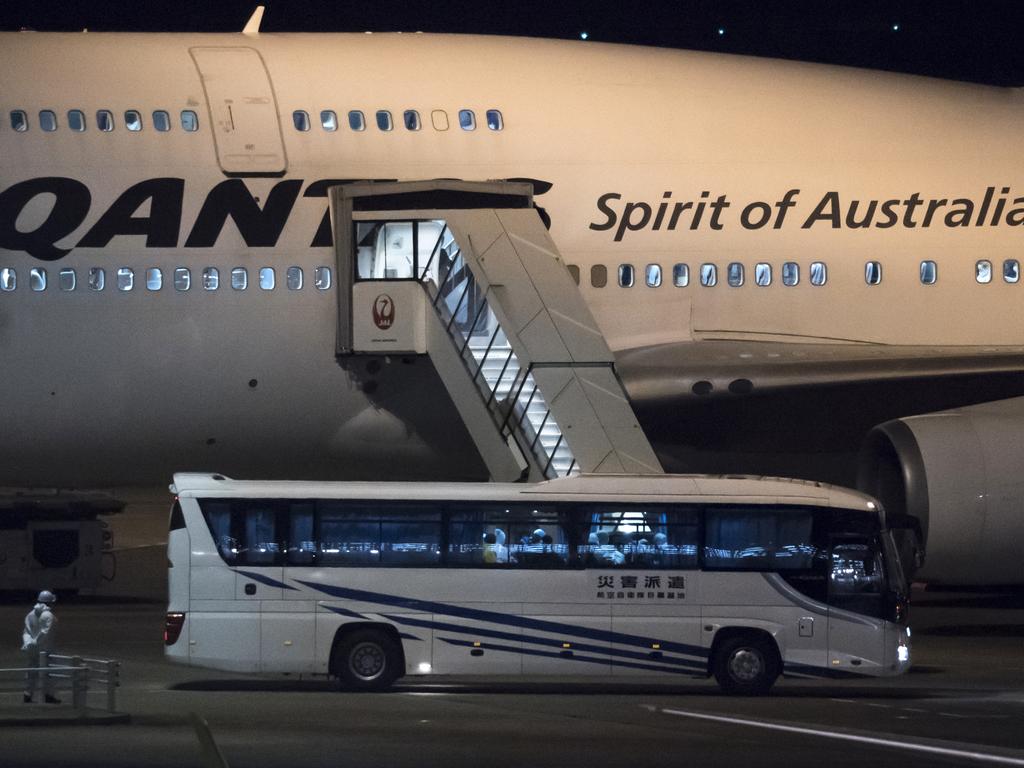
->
xmin=381 ymin=613 xmax=708 ymax=673
xmin=234 ymin=569 xmax=299 ymax=590
xmin=323 ymin=605 xmax=370 ymax=620
xmin=294 ymin=579 xmax=707 ymax=657
xmin=438 ymin=637 xmax=697 ymax=676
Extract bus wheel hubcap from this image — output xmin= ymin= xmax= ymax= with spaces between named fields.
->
xmin=729 ymin=649 xmax=762 ymax=682
xmin=350 ymin=642 xmax=385 ymax=680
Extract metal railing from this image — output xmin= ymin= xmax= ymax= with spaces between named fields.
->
xmin=0 ymin=652 xmax=120 ymax=714
xmin=420 ymin=222 xmax=578 ymax=479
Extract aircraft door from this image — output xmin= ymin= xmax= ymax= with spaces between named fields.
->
xmin=190 ymin=47 xmax=287 ymax=175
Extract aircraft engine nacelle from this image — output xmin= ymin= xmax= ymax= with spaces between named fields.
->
xmin=857 ymin=397 xmax=1024 ymax=585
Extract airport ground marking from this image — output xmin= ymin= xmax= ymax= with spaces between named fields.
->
xmin=656 ymin=707 xmax=1024 ymax=766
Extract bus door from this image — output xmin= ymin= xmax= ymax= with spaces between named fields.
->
xmin=826 ymin=539 xmax=887 ymax=671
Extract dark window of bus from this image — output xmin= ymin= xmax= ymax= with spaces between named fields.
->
xmin=590 ymin=264 xmax=607 ymax=288
xmin=459 ymin=109 xmax=476 ymax=130
xmin=404 ymin=110 xmax=421 ymax=131
xmin=486 ymin=110 xmax=503 ymax=130
xmin=39 ymin=110 xmax=57 ymax=132
xmin=243 ymin=503 xmax=278 ymax=565
xmin=125 ymin=110 xmax=142 ymax=132
xmin=782 ymin=262 xmax=799 ymax=286
xmin=317 ymin=502 xmax=441 ymax=566
xmin=152 ymin=110 xmax=171 ymax=132
xmin=180 ymin=110 xmax=199 ymax=132
xmin=448 ymin=505 xmax=566 ymax=567
xmin=68 ymin=110 xmax=86 ymax=132
xmin=201 ymin=501 xmax=239 ymax=564
xmin=320 ymin=110 xmax=337 ymax=131
xmin=287 ymin=502 xmax=316 ymax=565
xmin=293 ymin=111 xmax=310 ymax=132
xmin=703 ymin=506 xmax=819 ymax=571
xmin=577 ymin=505 xmax=699 ymax=569
xmin=348 ymin=110 xmax=365 ymax=131
xmin=96 ymin=110 xmax=114 ymax=132
xmin=865 ymin=261 xmax=882 ymax=285
xmin=566 ymin=265 xmax=580 ymax=285
xmin=1003 ymin=259 xmax=1019 ymax=284
xmin=10 ymin=110 xmax=28 ymax=132
xmin=618 ymin=264 xmax=634 ymax=287
xmin=920 ymin=260 xmax=937 ymax=285
xmin=376 ymin=110 xmax=393 ymax=131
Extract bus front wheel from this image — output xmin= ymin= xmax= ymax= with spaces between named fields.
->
xmin=712 ymin=634 xmax=780 ymax=696
xmin=333 ymin=629 xmax=400 ymax=692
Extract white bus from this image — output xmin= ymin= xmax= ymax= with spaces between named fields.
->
xmin=165 ymin=473 xmax=911 ymax=695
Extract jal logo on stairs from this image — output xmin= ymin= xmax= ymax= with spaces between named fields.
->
xmin=373 ymin=294 xmax=395 ymax=330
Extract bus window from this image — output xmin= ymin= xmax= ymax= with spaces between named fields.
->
xmin=448 ymin=505 xmax=566 ymax=567
xmin=578 ymin=505 xmax=698 ymax=568
xmin=317 ymin=502 xmax=441 ymax=566
xmin=243 ymin=503 xmax=279 ymax=564
xmin=703 ymin=506 xmax=817 ymax=571
xmin=201 ymin=501 xmax=239 ymax=564
xmin=287 ymin=502 xmax=315 ymax=565
xmin=828 ymin=541 xmax=884 ymax=619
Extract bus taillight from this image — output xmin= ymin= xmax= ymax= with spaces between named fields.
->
xmin=164 ymin=612 xmax=185 ymax=645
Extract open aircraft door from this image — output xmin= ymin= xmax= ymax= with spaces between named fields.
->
xmin=190 ymin=47 xmax=287 ymax=176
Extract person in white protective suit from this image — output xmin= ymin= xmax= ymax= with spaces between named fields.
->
xmin=21 ymin=590 xmax=60 ymax=704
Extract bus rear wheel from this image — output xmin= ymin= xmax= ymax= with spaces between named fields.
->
xmin=333 ymin=629 xmax=400 ymax=692
xmin=712 ymin=634 xmax=780 ymax=696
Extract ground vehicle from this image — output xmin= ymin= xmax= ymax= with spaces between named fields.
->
xmin=165 ymin=473 xmax=911 ymax=694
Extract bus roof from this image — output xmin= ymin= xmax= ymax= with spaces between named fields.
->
xmin=170 ymin=473 xmax=879 ymax=513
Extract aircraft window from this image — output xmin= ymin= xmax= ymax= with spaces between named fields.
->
xmin=68 ymin=110 xmax=86 ymax=132
xmin=59 ymin=268 xmax=76 ymax=292
xmin=591 ymin=264 xmax=607 ymax=288
xmin=755 ymin=263 xmax=772 ymax=286
xmin=259 ymin=267 xmax=276 ymax=290
xmin=96 ymin=110 xmax=114 ymax=132
xmin=287 ymin=266 xmax=304 ymax=290
xmin=39 ymin=111 xmax=57 ymax=132
xmin=975 ymin=260 xmax=992 ymax=284
xmin=486 ymin=110 xmax=503 ymax=131
xmin=727 ymin=262 xmax=744 ymax=287
xmin=431 ymin=110 xmax=449 ymax=131
xmin=700 ymin=263 xmax=718 ymax=287
xmin=202 ymin=267 xmax=220 ymax=291
xmin=459 ymin=109 xmax=476 ymax=130
xmin=146 ymin=268 xmax=163 ymax=291
xmin=293 ymin=111 xmax=310 ymax=132
xmin=673 ymin=263 xmax=689 ymax=287
xmin=0 ymin=268 xmax=15 ymax=291
xmin=320 ymin=110 xmax=337 ymax=131
xmin=810 ymin=261 xmax=828 ymax=286
xmin=782 ymin=262 xmax=799 ymax=286
xmin=920 ymin=260 xmax=937 ymax=285
xmin=1003 ymin=259 xmax=1020 ymax=284
xmin=10 ymin=110 xmax=28 ymax=132
xmin=117 ymin=268 xmax=135 ymax=292
xmin=152 ymin=110 xmax=171 ymax=132
xmin=646 ymin=263 xmax=662 ymax=287
xmin=29 ymin=268 xmax=47 ymax=291
xmin=180 ymin=110 xmax=199 ymax=132
xmin=125 ymin=110 xmax=142 ymax=132
xmin=88 ymin=268 xmax=105 ymax=291
xmin=404 ymin=110 xmax=421 ymax=131
xmin=618 ymin=264 xmax=635 ymax=287
xmin=348 ymin=111 xmax=366 ymax=131
xmin=865 ymin=261 xmax=882 ymax=285
xmin=174 ymin=268 xmax=191 ymax=291
xmin=376 ymin=110 xmax=393 ymax=131
xmin=566 ymin=265 xmax=580 ymax=285
xmin=314 ymin=266 xmax=332 ymax=290
xmin=231 ymin=267 xmax=248 ymax=291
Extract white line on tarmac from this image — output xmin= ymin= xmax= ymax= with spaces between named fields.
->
xmin=656 ymin=707 xmax=1024 ymax=766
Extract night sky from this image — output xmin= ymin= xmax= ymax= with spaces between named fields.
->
xmin=1 ymin=1 xmax=1022 ymax=85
